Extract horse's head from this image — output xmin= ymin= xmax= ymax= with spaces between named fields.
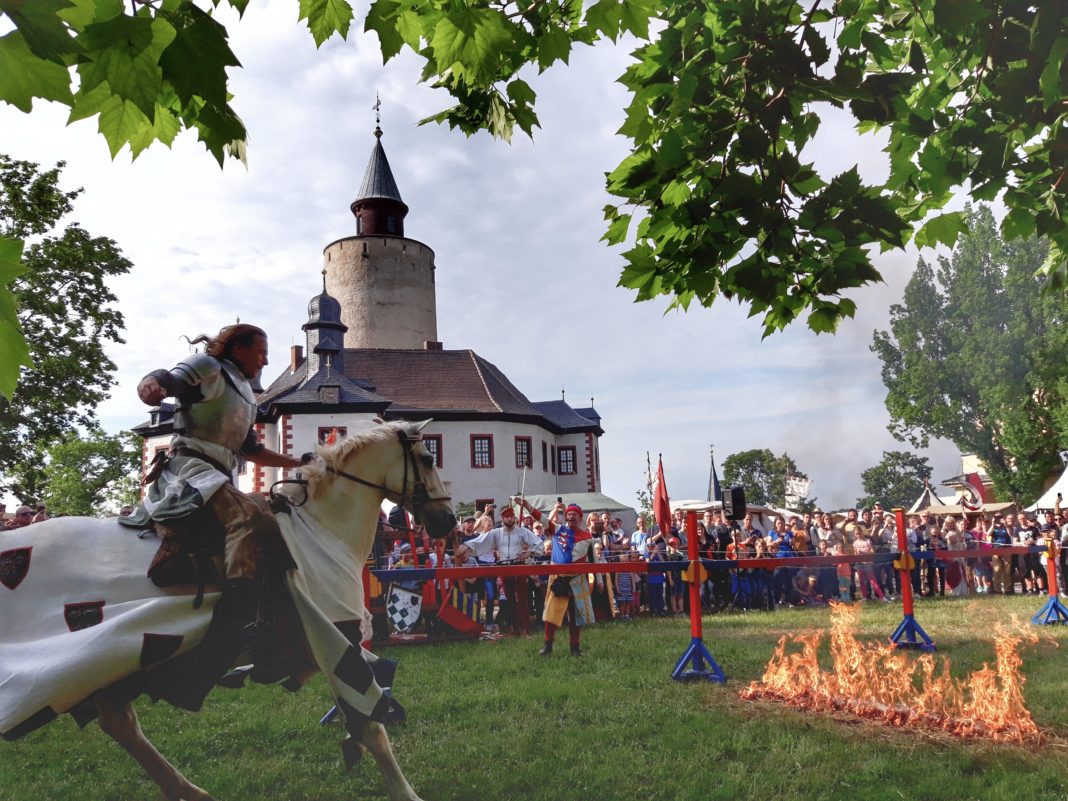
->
xmin=309 ymin=420 xmax=455 ymax=539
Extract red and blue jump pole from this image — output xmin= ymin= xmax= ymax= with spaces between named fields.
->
xmin=888 ymin=507 xmax=935 ymax=651
xmin=671 ymin=510 xmax=726 ymax=682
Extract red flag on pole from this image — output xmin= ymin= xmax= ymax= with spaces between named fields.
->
xmin=654 ymin=455 xmax=671 ymax=537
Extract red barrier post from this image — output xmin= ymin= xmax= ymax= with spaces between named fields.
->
xmin=670 ymin=510 xmax=724 ymax=682
xmin=686 ymin=510 xmax=703 ymax=641
xmin=888 ymin=507 xmax=935 ymax=650
xmin=1032 ymin=537 xmax=1068 ymax=624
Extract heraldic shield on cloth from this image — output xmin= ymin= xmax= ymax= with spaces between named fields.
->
xmin=0 ymin=506 xmax=394 ymax=743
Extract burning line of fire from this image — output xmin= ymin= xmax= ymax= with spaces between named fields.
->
xmin=739 ymin=603 xmax=1046 ymax=743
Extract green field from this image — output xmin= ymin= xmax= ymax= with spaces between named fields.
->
xmin=4 ymin=595 xmax=1068 ymax=801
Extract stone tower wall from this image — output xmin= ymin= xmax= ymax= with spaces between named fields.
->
xmin=323 ymin=235 xmax=437 ymax=349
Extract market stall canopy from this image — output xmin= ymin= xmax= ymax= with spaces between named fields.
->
xmin=521 ymin=492 xmax=637 ymax=532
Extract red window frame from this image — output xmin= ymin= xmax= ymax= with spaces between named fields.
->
xmin=558 ymin=445 xmax=577 ymax=475
xmin=514 ymin=436 xmax=532 ymax=469
xmin=423 ymin=434 xmax=443 ymax=467
xmin=470 ymin=434 xmax=494 ymax=469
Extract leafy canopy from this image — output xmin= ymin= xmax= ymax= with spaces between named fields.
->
xmin=855 ymin=450 xmax=932 ymax=511
xmin=3 ymin=0 xmax=1067 ymax=344
xmin=872 ymin=205 xmax=1065 ymax=504
xmin=0 ymin=154 xmax=130 ymax=501
xmin=721 ymin=447 xmax=810 ymax=509
xmin=34 ymin=427 xmax=141 ymax=516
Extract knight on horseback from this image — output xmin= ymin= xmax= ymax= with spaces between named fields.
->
xmin=121 ymin=322 xmax=303 ymax=706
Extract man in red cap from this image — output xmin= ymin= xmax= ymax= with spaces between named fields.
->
xmin=539 ymin=501 xmax=595 ymax=656
xmin=455 ymin=505 xmax=542 ymax=635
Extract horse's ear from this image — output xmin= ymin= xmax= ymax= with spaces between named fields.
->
xmin=414 ymin=419 xmax=432 ymax=433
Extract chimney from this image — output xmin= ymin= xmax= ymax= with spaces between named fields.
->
xmin=424 ymin=340 xmax=443 ymax=351
xmin=290 ymin=345 xmax=304 ymax=371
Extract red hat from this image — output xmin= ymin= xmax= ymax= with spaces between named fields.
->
xmin=566 ymin=504 xmax=582 ymax=516
xmin=500 ymin=507 xmax=516 ymax=518
xmin=668 ymin=537 xmax=680 ymax=546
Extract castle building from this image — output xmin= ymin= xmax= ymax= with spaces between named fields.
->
xmin=136 ymin=126 xmax=604 ymax=511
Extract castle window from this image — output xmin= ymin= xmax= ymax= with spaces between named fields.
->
xmin=558 ymin=446 xmax=577 ymax=476
xmin=514 ymin=436 xmax=532 ymax=469
xmin=470 ymin=434 xmax=493 ymax=469
xmin=356 ymin=213 xmax=362 ymax=235
xmin=424 ymin=434 xmax=443 ymax=467
xmin=550 ymin=445 xmax=556 ymax=475
xmin=541 ymin=441 xmax=548 ymax=472
xmin=387 ymin=215 xmax=397 ymax=233
xmin=318 ymin=426 xmax=348 ymax=444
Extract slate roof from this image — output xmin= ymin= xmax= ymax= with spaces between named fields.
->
xmin=264 ymin=363 xmax=390 ymax=411
xmin=531 ymin=400 xmax=602 ymax=433
xmin=260 ymin=348 xmax=602 ymax=434
xmin=356 ymin=136 xmax=405 ymax=206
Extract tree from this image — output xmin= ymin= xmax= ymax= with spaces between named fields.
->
xmin=29 ymin=428 xmax=141 ymax=516
xmin=872 ymin=205 xmax=1066 ymax=504
xmin=2 ymin=1 xmax=1066 ymax=380
xmin=855 ymin=450 xmax=931 ymax=511
xmin=721 ymin=448 xmax=809 ymax=508
xmin=0 ymin=155 xmax=130 ymax=500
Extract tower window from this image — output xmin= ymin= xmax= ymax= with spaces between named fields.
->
xmin=356 ymin=214 xmax=362 ymax=235
xmin=386 ymin=215 xmax=396 ymax=233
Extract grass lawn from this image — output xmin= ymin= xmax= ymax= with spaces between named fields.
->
xmin=3 ymin=595 xmax=1068 ymax=801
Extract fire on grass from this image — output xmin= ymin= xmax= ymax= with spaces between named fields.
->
xmin=740 ymin=603 xmax=1046 ymax=744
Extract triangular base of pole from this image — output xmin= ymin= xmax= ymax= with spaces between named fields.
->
xmin=1032 ymin=595 xmax=1068 ymax=625
xmin=671 ymin=637 xmax=726 ymax=682
xmin=889 ymin=614 xmax=935 ymax=651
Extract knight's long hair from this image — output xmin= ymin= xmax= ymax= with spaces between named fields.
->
xmin=188 ymin=323 xmax=266 ymax=358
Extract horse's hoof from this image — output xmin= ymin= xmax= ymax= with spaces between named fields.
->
xmin=341 ymin=735 xmax=367 ymax=770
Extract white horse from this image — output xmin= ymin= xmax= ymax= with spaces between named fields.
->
xmin=0 ymin=419 xmax=454 ymax=801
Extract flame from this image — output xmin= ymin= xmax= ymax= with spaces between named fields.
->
xmin=739 ymin=603 xmax=1045 ymax=743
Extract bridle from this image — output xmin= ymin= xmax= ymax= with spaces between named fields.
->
xmin=270 ymin=430 xmax=451 ymax=517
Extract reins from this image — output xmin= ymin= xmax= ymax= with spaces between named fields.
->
xmin=269 ymin=429 xmax=451 ymax=516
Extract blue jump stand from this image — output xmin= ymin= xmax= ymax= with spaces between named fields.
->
xmin=889 ymin=614 xmax=936 ymax=651
xmin=671 ymin=637 xmax=726 ymax=683
xmin=1032 ymin=595 xmax=1068 ymax=625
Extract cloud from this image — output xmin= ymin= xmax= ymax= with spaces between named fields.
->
xmin=1 ymin=3 xmax=968 ymax=510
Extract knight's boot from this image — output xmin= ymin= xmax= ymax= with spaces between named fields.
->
xmin=155 ymin=578 xmax=260 ymax=710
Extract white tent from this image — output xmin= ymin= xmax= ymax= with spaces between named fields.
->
xmin=670 ymin=499 xmax=777 ymax=535
xmin=1026 ymin=467 xmax=1068 ymax=512
xmin=908 ymin=484 xmax=956 ymax=514
xmin=521 ymin=492 xmax=638 ymax=532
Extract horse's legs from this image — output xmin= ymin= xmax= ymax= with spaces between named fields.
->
xmin=359 ymin=721 xmax=425 ymax=801
xmin=95 ymin=691 xmax=215 ymax=801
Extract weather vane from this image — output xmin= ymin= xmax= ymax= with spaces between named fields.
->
xmin=373 ymin=93 xmax=382 ymax=125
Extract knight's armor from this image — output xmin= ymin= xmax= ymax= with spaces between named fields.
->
xmin=160 ymin=353 xmax=260 ymax=471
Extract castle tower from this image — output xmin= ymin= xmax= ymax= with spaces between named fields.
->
xmin=302 ymin=270 xmax=347 ymax=376
xmin=323 ymin=123 xmax=438 ymax=349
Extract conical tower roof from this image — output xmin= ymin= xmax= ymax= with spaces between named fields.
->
xmin=354 ymin=128 xmax=405 ymax=206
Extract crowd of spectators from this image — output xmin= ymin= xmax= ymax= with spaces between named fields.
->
xmin=377 ymin=498 xmax=1068 ymax=637
xmin=0 ymin=503 xmax=49 ymax=530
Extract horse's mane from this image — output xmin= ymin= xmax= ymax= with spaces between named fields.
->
xmin=299 ymin=420 xmax=416 ymax=497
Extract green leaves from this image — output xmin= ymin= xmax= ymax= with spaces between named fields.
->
xmin=0 ymin=235 xmax=31 ymax=400
xmin=0 ymin=31 xmax=73 ymax=111
xmin=298 ymin=0 xmax=354 ymax=47
xmin=914 ymin=212 xmax=968 ymax=249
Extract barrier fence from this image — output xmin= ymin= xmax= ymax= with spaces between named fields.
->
xmin=367 ymin=508 xmax=1068 ymax=680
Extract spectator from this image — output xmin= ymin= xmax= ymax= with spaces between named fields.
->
xmin=589 ymin=542 xmax=616 ymax=621
xmin=665 ymin=537 xmax=686 ymax=615
xmin=540 ymin=502 xmax=596 ymax=657
xmin=614 ymin=551 xmax=639 ymax=619
xmin=8 ymin=506 xmax=35 ymax=529
xmin=646 ymin=546 xmax=667 ymax=616
xmin=987 ymin=512 xmax=1014 ymax=594
xmin=455 ymin=506 xmax=542 ymax=636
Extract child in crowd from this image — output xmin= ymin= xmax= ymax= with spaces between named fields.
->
xmin=833 ymin=543 xmax=852 ymax=601
xmin=614 ymin=551 xmax=639 ymax=619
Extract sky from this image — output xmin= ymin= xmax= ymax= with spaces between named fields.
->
xmin=0 ymin=0 xmax=965 ymax=510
